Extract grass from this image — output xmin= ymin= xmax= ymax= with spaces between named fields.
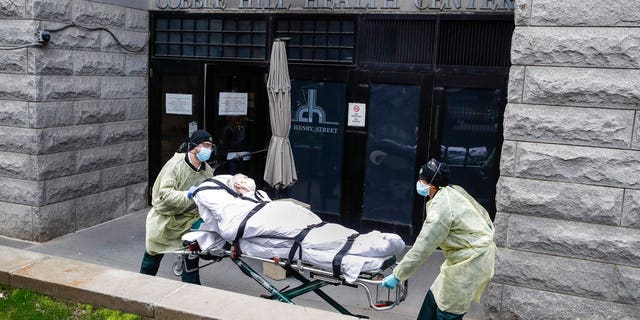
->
xmin=0 ymin=285 xmax=142 ymax=320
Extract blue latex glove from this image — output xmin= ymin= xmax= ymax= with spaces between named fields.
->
xmin=187 ymin=186 xmax=198 ymax=199
xmin=381 ymin=274 xmax=400 ymax=289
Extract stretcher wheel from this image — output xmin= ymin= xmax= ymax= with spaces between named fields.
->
xmin=173 ymin=257 xmax=184 ymax=276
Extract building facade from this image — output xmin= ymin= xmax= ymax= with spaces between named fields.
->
xmin=0 ymin=0 xmax=638 ymax=318
xmin=489 ymin=0 xmax=640 ymax=318
xmin=0 ymin=0 xmax=148 ymax=241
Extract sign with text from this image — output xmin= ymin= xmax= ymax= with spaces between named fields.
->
xmin=219 ymin=92 xmax=248 ymax=115
xmin=348 ymin=102 xmax=366 ymax=127
xmin=166 ymin=93 xmax=192 ymax=115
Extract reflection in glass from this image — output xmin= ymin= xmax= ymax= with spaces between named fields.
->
xmin=363 ymin=84 xmax=421 ymax=224
xmin=289 ymin=81 xmax=345 ymax=214
xmin=440 ymin=88 xmax=502 ymax=216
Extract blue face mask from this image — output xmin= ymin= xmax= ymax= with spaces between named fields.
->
xmin=416 ymin=181 xmax=430 ymax=197
xmin=196 ymin=147 xmax=212 ymax=162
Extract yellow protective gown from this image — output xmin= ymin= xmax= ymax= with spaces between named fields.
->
xmin=393 ymin=185 xmax=496 ymax=315
xmin=145 ymin=153 xmax=213 ymax=255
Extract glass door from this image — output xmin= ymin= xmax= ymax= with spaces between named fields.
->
xmin=433 ymin=75 xmax=508 ymax=219
xmin=204 ymin=64 xmax=269 ymax=184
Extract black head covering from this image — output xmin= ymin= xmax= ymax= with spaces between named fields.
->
xmin=189 ymin=130 xmax=213 ymax=150
xmin=419 ymin=158 xmax=449 ymax=187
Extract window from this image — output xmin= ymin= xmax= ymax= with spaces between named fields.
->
xmin=274 ymin=17 xmax=356 ymax=64
xmin=153 ymin=16 xmax=267 ymax=60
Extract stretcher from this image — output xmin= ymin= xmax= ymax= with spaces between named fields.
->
xmin=172 ymin=234 xmax=408 ymax=319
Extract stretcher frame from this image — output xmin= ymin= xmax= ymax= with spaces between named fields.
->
xmin=172 ymin=243 xmax=408 ymax=319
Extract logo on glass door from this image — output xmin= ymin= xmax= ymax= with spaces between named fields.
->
xmin=292 ymin=88 xmax=338 ymax=134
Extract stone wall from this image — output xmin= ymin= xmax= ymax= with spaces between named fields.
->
xmin=489 ymin=0 xmax=640 ymax=318
xmin=0 ymin=0 xmax=148 ymax=241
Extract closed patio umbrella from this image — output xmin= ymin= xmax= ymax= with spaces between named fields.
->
xmin=264 ymin=39 xmax=297 ymax=190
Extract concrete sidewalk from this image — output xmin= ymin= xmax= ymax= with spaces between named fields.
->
xmin=0 ymin=209 xmax=487 ymax=320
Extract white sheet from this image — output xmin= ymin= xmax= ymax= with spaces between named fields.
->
xmin=187 ymin=176 xmax=406 ymax=283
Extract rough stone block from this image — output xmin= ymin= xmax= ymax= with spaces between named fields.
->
xmin=124 ymin=54 xmax=147 ymax=76
xmin=76 ymin=144 xmax=127 ymax=173
xmin=44 ymin=22 xmax=102 ymax=50
xmin=102 ymin=164 xmax=128 ymax=190
xmin=507 ymin=66 xmax=524 ymax=102
xmin=484 ymin=283 xmax=502 ymax=320
xmin=72 ymin=1 xmax=125 ymax=28
xmin=101 ymin=120 xmax=147 ymax=145
xmin=40 ymin=125 xmax=101 ymax=153
xmin=622 ymin=189 xmax=640 ymax=228
xmin=0 ymin=74 xmax=37 ymax=100
xmin=0 ymin=49 xmax=27 ymax=73
xmin=29 ymin=101 xmax=75 ymax=128
xmin=492 ymin=212 xmax=509 ymax=247
xmin=496 ymin=177 xmax=622 ymax=225
xmin=125 ymin=98 xmax=147 ymax=120
xmin=515 ymin=142 xmax=640 ymax=188
xmin=28 ymin=49 xmax=73 ymax=75
xmin=507 ymin=214 xmax=640 ymax=266
xmin=34 ymin=151 xmax=76 ymax=180
xmin=0 ymin=177 xmax=44 ymax=206
xmin=125 ymin=8 xmax=148 ymax=31
xmin=0 ymin=126 xmax=38 ymax=154
xmin=125 ymin=140 xmax=148 ymax=163
xmin=514 ymin=0 xmax=530 ymax=26
xmin=73 ymin=51 xmax=125 ymax=75
xmin=523 ymin=66 xmax=640 ymax=108
xmin=125 ymin=161 xmax=147 ymax=185
xmin=76 ymin=188 xmax=126 ymax=229
xmin=504 ymin=104 xmax=633 ymax=148
xmin=495 ymin=248 xmax=614 ymax=300
xmin=126 ymin=182 xmax=147 ymax=213
xmin=614 ymin=266 xmax=640 ymax=305
xmin=31 ymin=200 xmax=76 ymax=241
xmin=45 ymin=171 xmax=101 ymax=203
xmin=501 ymin=285 xmax=639 ymax=320
xmin=101 ymin=30 xmax=148 ymax=54
xmin=0 ymin=100 xmax=28 ymax=127
xmin=75 ymin=100 xmax=126 ymax=125
xmin=498 ymin=141 xmax=516 ymax=177
xmin=28 ymin=0 xmax=72 ymax=21
xmin=0 ymin=151 xmax=34 ymax=180
xmin=0 ymin=201 xmax=33 ymax=240
xmin=634 ymin=112 xmax=640 ymax=151
xmin=0 ymin=0 xmax=25 ymax=18
xmin=100 ymin=76 xmax=147 ymax=99
xmin=0 ymin=19 xmax=38 ymax=45
xmin=512 ymin=27 xmax=640 ymax=68
xmin=39 ymin=75 xmax=101 ymax=100
xmin=530 ymin=0 xmax=640 ymax=26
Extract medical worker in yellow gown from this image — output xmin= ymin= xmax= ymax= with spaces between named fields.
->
xmin=382 ymin=158 xmax=496 ymax=320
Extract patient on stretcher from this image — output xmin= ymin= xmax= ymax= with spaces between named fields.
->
xmin=183 ymin=174 xmax=406 ymax=283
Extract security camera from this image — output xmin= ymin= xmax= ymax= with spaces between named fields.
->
xmin=38 ymin=30 xmax=51 ymax=44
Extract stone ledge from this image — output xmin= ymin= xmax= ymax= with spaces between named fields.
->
xmin=0 ymin=245 xmax=356 ymax=319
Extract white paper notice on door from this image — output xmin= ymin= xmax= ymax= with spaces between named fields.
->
xmin=165 ymin=93 xmax=193 ymax=115
xmin=348 ymin=102 xmax=366 ymax=127
xmin=219 ymin=92 xmax=248 ymax=115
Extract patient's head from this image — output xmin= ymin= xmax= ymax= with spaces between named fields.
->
xmin=229 ymin=173 xmax=256 ymax=194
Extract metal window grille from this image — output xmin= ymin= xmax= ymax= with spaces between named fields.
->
xmin=274 ymin=17 xmax=356 ymax=64
xmin=153 ymin=16 xmax=267 ymax=60
xmin=359 ymin=18 xmax=436 ymax=65
xmin=437 ymin=19 xmax=513 ymax=67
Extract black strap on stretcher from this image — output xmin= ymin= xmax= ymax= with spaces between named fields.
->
xmin=285 ymin=222 xmax=327 ymax=267
xmin=332 ymin=233 xmax=360 ymax=278
xmin=234 ymin=201 xmax=268 ymax=244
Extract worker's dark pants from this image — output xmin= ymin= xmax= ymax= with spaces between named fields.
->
xmin=418 ymin=290 xmax=465 ymax=320
xmin=140 ymin=251 xmax=200 ymax=285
